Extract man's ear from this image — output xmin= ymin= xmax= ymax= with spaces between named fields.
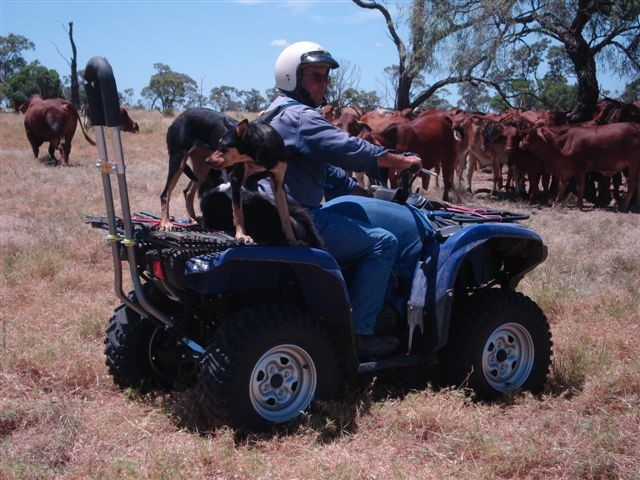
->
xmin=235 ymin=119 xmax=249 ymax=138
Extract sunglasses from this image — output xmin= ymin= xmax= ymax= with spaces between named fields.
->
xmin=301 ymin=72 xmax=331 ymax=84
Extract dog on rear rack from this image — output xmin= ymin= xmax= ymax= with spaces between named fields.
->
xmin=160 ymin=108 xmax=238 ymax=230
xmin=208 ymin=118 xmax=302 ymax=246
xmin=199 ymin=169 xmax=324 ymax=248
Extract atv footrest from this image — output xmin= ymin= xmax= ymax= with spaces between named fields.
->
xmin=357 ymin=353 xmax=425 ymax=374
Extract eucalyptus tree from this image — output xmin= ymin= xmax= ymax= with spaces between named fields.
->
xmin=352 ymin=0 xmax=639 ymax=119
xmin=142 ymin=63 xmax=197 ymax=113
xmin=0 ymin=33 xmax=35 ymax=83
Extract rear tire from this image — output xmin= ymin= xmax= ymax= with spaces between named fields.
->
xmin=197 ymin=303 xmax=345 ymax=430
xmin=104 ymin=302 xmax=164 ymax=392
xmin=440 ymin=288 xmax=552 ymax=399
xmin=104 ymin=287 xmax=197 ymax=392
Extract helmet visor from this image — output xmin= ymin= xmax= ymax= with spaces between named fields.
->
xmin=300 ymin=51 xmax=339 ymax=69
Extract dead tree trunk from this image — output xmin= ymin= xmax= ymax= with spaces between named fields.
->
xmin=68 ymin=22 xmax=80 ymax=109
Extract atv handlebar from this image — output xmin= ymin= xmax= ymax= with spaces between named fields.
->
xmin=397 ymin=160 xmax=437 ymax=202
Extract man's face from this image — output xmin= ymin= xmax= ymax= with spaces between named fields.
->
xmin=300 ymin=64 xmax=330 ymax=106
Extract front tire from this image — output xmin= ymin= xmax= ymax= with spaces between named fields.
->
xmin=440 ymin=288 xmax=552 ymax=399
xmin=197 ymin=303 xmax=345 ymax=430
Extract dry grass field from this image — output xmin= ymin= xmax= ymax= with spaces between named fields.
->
xmin=1 ymin=109 xmax=639 ymax=479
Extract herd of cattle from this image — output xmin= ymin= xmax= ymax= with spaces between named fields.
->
xmin=16 ymin=93 xmax=640 ymax=212
xmin=323 ymin=99 xmax=640 ymax=212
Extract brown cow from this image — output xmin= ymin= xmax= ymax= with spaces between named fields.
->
xmin=368 ymin=113 xmax=455 ymax=201
xmin=120 ymin=107 xmax=139 ymax=133
xmin=360 ymin=108 xmax=413 ymax=132
xmin=23 ymin=94 xmax=95 ymax=166
xmin=322 ymin=105 xmax=369 ymax=186
xmin=486 ymin=121 xmax=550 ymax=203
xmin=592 ymin=99 xmax=640 ymax=125
xmin=519 ymin=122 xmax=640 ymax=211
xmin=452 ymin=113 xmax=510 ymax=194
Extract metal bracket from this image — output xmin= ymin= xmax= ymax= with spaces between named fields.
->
xmin=97 ymin=160 xmax=117 ymax=174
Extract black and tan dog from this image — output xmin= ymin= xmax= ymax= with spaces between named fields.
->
xmin=208 ymin=119 xmax=300 ymax=245
xmin=160 ymin=108 xmax=238 ymax=230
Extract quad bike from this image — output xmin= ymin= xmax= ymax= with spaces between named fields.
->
xmin=84 ymin=57 xmax=552 ymax=430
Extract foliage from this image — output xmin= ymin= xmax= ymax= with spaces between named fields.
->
xmin=185 ymin=92 xmax=210 ymax=109
xmin=342 ymin=88 xmax=381 ymax=111
xmin=241 ymin=88 xmax=267 ymax=112
xmin=119 ymin=88 xmax=135 ymax=106
xmin=620 ymin=78 xmax=639 ymax=102
xmin=457 ymin=82 xmax=493 ymax=112
xmin=3 ymin=62 xmax=63 ymax=107
xmin=264 ymin=86 xmax=280 ymax=104
xmin=209 ymin=85 xmax=243 ymax=112
xmin=141 ymin=63 xmax=196 ymax=113
xmin=62 ymin=70 xmax=88 ymax=109
xmin=419 ymin=91 xmax=453 ymax=110
xmin=325 ymin=58 xmax=362 ymax=107
xmin=0 ymin=33 xmax=35 ymax=84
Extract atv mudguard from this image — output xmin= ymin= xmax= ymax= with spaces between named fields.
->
xmin=184 ymin=246 xmax=351 ymax=319
xmin=428 ymin=222 xmax=547 ymax=350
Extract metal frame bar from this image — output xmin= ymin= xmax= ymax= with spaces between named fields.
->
xmin=84 ymin=56 xmax=204 ymax=354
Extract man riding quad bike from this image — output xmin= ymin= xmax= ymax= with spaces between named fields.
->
xmin=85 ymin=56 xmax=552 ymax=431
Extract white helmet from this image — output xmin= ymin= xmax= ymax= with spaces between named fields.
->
xmin=274 ymin=41 xmax=339 ymax=92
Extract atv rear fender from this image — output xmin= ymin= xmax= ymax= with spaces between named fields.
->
xmin=184 ymin=246 xmax=352 ymax=323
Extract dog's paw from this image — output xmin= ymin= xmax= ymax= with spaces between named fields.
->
xmin=235 ymin=233 xmax=254 ymax=245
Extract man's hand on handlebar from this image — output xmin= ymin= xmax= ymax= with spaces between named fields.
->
xmin=377 ymin=151 xmax=422 ymax=173
xmin=399 ymin=154 xmax=422 ymax=174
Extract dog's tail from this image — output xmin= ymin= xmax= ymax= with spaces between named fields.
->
xmin=288 ymin=204 xmax=325 ymax=249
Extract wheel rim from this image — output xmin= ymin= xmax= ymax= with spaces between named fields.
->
xmin=482 ymin=322 xmax=534 ymax=392
xmin=249 ymin=344 xmax=317 ymax=423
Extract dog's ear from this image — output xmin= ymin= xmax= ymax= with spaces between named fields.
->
xmin=235 ymin=119 xmax=249 ymax=138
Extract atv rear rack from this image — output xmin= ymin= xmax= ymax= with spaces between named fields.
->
xmin=85 ymin=212 xmax=242 ymax=249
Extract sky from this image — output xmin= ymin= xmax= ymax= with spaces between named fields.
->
xmin=1 ymin=0 xmax=632 ymax=108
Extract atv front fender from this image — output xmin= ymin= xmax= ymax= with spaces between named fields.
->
xmin=430 ymin=223 xmax=547 ymax=350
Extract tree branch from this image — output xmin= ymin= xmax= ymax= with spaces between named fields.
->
xmin=608 ymin=40 xmax=640 ymax=70
xmin=351 ymin=0 xmax=407 ymax=70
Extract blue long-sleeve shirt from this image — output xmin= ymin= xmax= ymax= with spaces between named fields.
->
xmin=267 ymin=95 xmax=388 ymax=208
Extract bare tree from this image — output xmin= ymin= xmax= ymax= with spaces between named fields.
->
xmin=326 ymin=58 xmax=362 ymax=106
xmin=68 ymin=22 xmax=79 ymax=108
xmin=53 ymin=21 xmax=80 ymax=108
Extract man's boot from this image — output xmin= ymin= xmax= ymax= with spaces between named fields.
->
xmin=355 ymin=334 xmax=399 ymax=357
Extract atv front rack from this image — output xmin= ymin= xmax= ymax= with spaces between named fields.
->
xmin=83 ymin=57 xmax=210 ymax=354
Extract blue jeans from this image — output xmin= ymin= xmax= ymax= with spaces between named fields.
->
xmin=310 ymin=207 xmax=398 ymax=335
